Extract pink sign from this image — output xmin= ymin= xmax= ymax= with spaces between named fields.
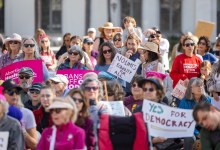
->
xmin=57 ymin=69 xmax=99 ymax=89
xmin=0 ymin=60 xmax=43 ymax=83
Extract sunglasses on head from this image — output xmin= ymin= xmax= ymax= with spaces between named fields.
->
xmin=50 ymin=108 xmax=66 ymax=114
xmin=184 ymin=43 xmax=195 ymax=47
xmin=9 ymin=41 xmax=19 ymax=44
xmin=68 ymin=51 xmax=79 ymax=56
xmin=23 ymin=44 xmax=35 ymax=48
xmin=142 ymin=87 xmax=155 ymax=92
xmin=19 ymin=75 xmax=31 ymax=79
xmin=29 ymin=90 xmax=40 ymax=94
xmin=103 ymin=49 xmax=112 ymax=54
xmin=114 ymin=38 xmax=121 ymax=42
xmin=85 ymin=86 xmax=99 ymax=91
xmin=41 ymin=40 xmax=48 ymax=43
xmin=86 ymin=42 xmax=93 ymax=45
xmin=4 ymin=89 xmax=19 ymax=96
xmin=72 ymin=97 xmax=84 ymax=103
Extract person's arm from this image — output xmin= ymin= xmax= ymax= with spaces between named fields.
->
xmin=23 ymin=127 xmax=37 ymax=149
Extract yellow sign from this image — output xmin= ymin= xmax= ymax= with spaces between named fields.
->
xmin=194 ymin=20 xmax=215 ymax=39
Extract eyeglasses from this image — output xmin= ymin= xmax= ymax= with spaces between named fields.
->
xmin=85 ymin=86 xmax=99 ymax=91
xmin=72 ymin=97 xmax=84 ymax=103
xmin=29 ymin=90 xmax=40 ymax=94
xmin=19 ymin=75 xmax=31 ymax=79
xmin=114 ymin=38 xmax=122 ymax=42
xmin=4 ymin=89 xmax=19 ymax=96
xmin=184 ymin=43 xmax=195 ymax=47
xmin=86 ymin=42 xmax=93 ymax=45
xmin=68 ymin=51 xmax=79 ymax=56
xmin=103 ymin=49 xmax=112 ymax=54
xmin=142 ymin=87 xmax=155 ymax=92
xmin=198 ymin=42 xmax=206 ymax=46
xmin=132 ymin=83 xmax=139 ymax=88
xmin=23 ymin=44 xmax=35 ymax=48
xmin=41 ymin=40 xmax=48 ymax=43
xmin=9 ymin=41 xmax=19 ymax=44
xmin=50 ymin=108 xmax=66 ymax=114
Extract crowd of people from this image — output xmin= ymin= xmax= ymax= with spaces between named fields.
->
xmin=1 ymin=15 xmax=220 ymax=150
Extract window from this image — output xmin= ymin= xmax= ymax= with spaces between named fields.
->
xmin=0 ymin=0 xmax=4 ymax=32
xmin=160 ymin=0 xmax=181 ymax=34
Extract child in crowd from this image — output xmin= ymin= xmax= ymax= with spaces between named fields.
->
xmin=199 ymin=60 xmax=211 ymax=95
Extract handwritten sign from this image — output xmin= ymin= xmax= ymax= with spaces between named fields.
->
xmin=99 ymin=101 xmax=125 ymax=116
xmin=107 ymin=53 xmax=139 ymax=83
xmin=171 ymin=80 xmax=186 ymax=99
xmin=195 ymin=20 xmax=215 ymax=39
xmin=0 ymin=132 xmax=9 ymax=150
xmin=142 ymin=100 xmax=195 ymax=138
xmin=57 ymin=70 xmax=98 ymax=89
xmin=0 ymin=60 xmax=43 ymax=83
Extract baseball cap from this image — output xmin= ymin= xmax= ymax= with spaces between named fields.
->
xmin=2 ymin=79 xmax=22 ymax=92
xmin=18 ymin=67 xmax=34 ymax=76
xmin=50 ymin=74 xmax=69 ymax=85
xmin=47 ymin=99 xmax=73 ymax=110
xmin=29 ymin=82 xmax=43 ymax=91
xmin=87 ymin=28 xmax=96 ymax=33
xmin=83 ymin=38 xmax=94 ymax=44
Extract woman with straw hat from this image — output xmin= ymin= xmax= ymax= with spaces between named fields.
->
xmin=93 ymin=22 xmax=119 ymax=52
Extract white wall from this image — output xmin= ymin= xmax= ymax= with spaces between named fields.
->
xmin=110 ymin=0 xmax=121 ymax=27
xmin=62 ymin=0 xmax=85 ymax=36
xmin=142 ymin=0 xmax=160 ymax=32
xmin=5 ymin=0 xmax=35 ymax=37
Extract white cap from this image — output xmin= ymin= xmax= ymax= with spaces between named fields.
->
xmin=87 ymin=28 xmax=96 ymax=33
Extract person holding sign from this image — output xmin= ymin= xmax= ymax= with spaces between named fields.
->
xmin=179 ymin=77 xmax=212 ymax=150
xmin=170 ymin=36 xmax=202 ymax=88
xmin=0 ymin=91 xmax=24 ymax=150
xmin=193 ymin=103 xmax=220 ymax=150
xmin=58 ymin=45 xmax=88 ymax=70
xmin=138 ymin=41 xmax=165 ymax=76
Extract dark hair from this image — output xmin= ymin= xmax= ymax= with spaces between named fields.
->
xmin=182 ymin=36 xmax=196 ymax=54
xmin=146 ymin=50 xmax=160 ymax=63
xmin=193 ymin=102 xmax=212 ymax=122
xmin=113 ymin=32 xmax=122 ymax=41
xmin=177 ymin=33 xmax=185 ymax=53
xmin=131 ymin=75 xmax=145 ymax=85
xmin=198 ymin=36 xmax=211 ymax=52
xmin=106 ymin=80 xmax=125 ymax=101
xmin=70 ymin=35 xmax=82 ymax=43
xmin=68 ymin=88 xmax=90 ymax=127
xmin=97 ymin=42 xmax=117 ymax=66
xmin=62 ymin=33 xmax=71 ymax=46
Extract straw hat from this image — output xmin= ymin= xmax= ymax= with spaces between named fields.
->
xmin=4 ymin=33 xmax=22 ymax=44
xmin=98 ymin=22 xmax=119 ymax=32
xmin=138 ymin=42 xmax=160 ymax=54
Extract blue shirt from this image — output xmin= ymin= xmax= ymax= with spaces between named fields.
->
xmin=202 ymin=52 xmax=218 ymax=64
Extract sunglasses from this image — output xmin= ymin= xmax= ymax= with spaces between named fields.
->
xmin=142 ymin=87 xmax=155 ymax=92
xmin=184 ymin=43 xmax=195 ymax=47
xmin=149 ymin=34 xmax=160 ymax=39
xmin=72 ymin=97 xmax=84 ymax=103
xmin=68 ymin=51 xmax=79 ymax=56
xmin=114 ymin=38 xmax=121 ymax=42
xmin=9 ymin=41 xmax=19 ymax=44
xmin=86 ymin=42 xmax=93 ymax=45
xmin=85 ymin=86 xmax=99 ymax=91
xmin=132 ymin=83 xmax=139 ymax=88
xmin=103 ymin=49 xmax=112 ymax=54
xmin=23 ymin=44 xmax=35 ymax=48
xmin=41 ymin=40 xmax=48 ymax=43
xmin=19 ymin=75 xmax=31 ymax=79
xmin=29 ymin=90 xmax=40 ymax=94
xmin=51 ymin=81 xmax=60 ymax=84
xmin=50 ymin=108 xmax=66 ymax=114
xmin=4 ymin=89 xmax=19 ymax=96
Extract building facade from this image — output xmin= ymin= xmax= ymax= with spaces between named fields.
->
xmin=0 ymin=0 xmax=219 ymax=41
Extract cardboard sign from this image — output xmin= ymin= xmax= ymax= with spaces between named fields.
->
xmin=194 ymin=20 xmax=215 ymax=39
xmin=99 ymin=101 xmax=125 ymax=116
xmin=107 ymin=53 xmax=139 ymax=83
xmin=0 ymin=60 xmax=43 ymax=83
xmin=171 ymin=80 xmax=186 ymax=99
xmin=142 ymin=100 xmax=195 ymax=138
xmin=0 ymin=132 xmax=9 ymax=150
xmin=56 ymin=70 xmax=98 ymax=89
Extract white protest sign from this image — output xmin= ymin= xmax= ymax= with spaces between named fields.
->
xmin=107 ymin=53 xmax=139 ymax=83
xmin=99 ymin=101 xmax=125 ymax=116
xmin=0 ymin=132 xmax=9 ymax=150
xmin=171 ymin=80 xmax=186 ymax=99
xmin=142 ymin=100 xmax=195 ymax=138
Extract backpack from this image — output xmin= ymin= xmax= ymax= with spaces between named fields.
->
xmin=98 ymin=112 xmax=150 ymax=150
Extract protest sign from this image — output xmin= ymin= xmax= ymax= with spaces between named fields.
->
xmin=0 ymin=132 xmax=9 ymax=150
xmin=56 ymin=70 xmax=98 ymax=89
xmin=107 ymin=53 xmax=139 ymax=83
xmin=142 ymin=100 xmax=195 ymax=138
xmin=0 ymin=60 xmax=43 ymax=83
xmin=99 ymin=101 xmax=125 ymax=116
xmin=194 ymin=20 xmax=215 ymax=39
xmin=171 ymin=80 xmax=186 ymax=99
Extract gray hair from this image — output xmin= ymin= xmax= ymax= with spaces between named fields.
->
xmin=184 ymin=77 xmax=207 ymax=100
xmin=18 ymin=37 xmax=41 ymax=59
xmin=80 ymin=77 xmax=103 ymax=101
